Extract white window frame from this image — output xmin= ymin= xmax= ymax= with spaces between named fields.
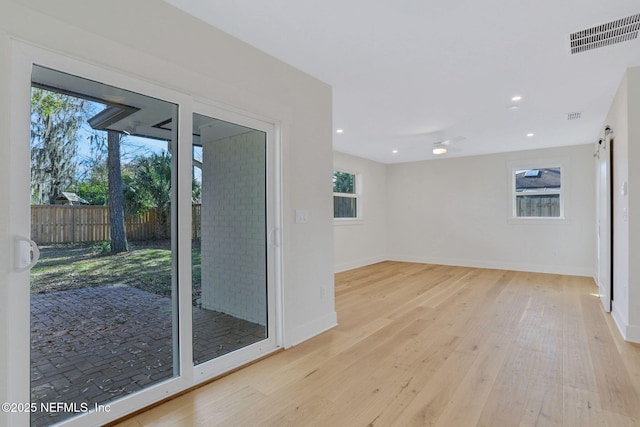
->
xmin=508 ymin=158 xmax=567 ymax=223
xmin=333 ymin=170 xmax=362 ymax=222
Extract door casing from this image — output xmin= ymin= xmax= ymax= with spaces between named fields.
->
xmin=595 ymin=135 xmax=612 ymax=312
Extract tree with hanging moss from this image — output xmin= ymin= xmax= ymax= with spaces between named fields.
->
xmin=30 ymin=88 xmax=88 ymax=204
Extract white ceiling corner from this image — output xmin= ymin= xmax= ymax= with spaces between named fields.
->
xmin=164 ymin=0 xmax=640 ymax=164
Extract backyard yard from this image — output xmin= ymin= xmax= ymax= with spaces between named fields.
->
xmin=30 ymin=240 xmax=202 ymax=305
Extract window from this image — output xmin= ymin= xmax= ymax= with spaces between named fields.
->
xmin=333 ymin=170 xmax=359 ymax=219
xmin=512 ymin=166 xmax=563 ymax=218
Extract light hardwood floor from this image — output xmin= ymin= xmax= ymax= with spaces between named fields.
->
xmin=114 ymin=262 xmax=640 ymax=426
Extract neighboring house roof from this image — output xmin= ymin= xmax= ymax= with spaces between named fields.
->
xmin=55 ymin=192 xmax=90 ymax=205
xmin=515 ymin=168 xmax=561 ymax=192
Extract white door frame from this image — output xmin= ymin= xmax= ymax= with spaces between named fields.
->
xmin=190 ymin=99 xmax=282 ymax=382
xmin=6 ymin=40 xmax=282 ymax=426
xmin=595 ymin=132 xmax=612 ymax=312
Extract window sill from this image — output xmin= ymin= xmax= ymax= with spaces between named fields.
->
xmin=334 ymin=218 xmax=364 ymax=226
xmin=508 ymin=216 xmax=568 ymax=225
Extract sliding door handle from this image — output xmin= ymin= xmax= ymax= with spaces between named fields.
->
xmin=268 ymin=228 xmax=280 ymax=247
xmin=15 ymin=236 xmax=40 ymax=273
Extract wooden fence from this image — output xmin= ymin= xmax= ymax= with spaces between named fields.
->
xmin=516 ymin=195 xmax=560 ymax=217
xmin=31 ymin=204 xmax=202 ymax=244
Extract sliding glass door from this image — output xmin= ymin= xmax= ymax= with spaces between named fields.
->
xmin=191 ymin=113 xmax=268 ymax=366
xmin=8 ymin=43 xmax=280 ymax=427
xmin=28 ymin=65 xmax=180 ymax=427
xmin=190 ymin=107 xmax=278 ymax=380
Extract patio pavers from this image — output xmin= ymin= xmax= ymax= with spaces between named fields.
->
xmin=30 ymin=285 xmax=265 ymax=426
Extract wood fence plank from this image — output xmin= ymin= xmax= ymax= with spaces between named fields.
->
xmin=29 ymin=205 xmax=201 ymax=244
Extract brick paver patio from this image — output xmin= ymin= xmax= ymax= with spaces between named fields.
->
xmin=30 ymin=285 xmax=265 ymax=426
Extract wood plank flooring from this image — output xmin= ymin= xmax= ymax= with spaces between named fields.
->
xmin=114 ymin=262 xmax=640 ymax=426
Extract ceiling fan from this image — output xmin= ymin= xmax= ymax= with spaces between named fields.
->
xmin=432 ymin=136 xmax=465 ymax=155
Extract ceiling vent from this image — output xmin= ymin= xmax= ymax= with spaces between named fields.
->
xmin=567 ymin=111 xmax=582 ymax=120
xmin=570 ymin=13 xmax=640 ymax=54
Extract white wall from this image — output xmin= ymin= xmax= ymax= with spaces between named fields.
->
xmin=628 ymin=68 xmax=640 ymax=342
xmin=606 ymin=72 xmax=630 ymax=338
xmin=333 ymin=151 xmax=388 ymax=272
xmin=385 ymin=144 xmax=596 ymax=276
xmin=0 ymin=15 xmax=9 ymax=424
xmin=0 ymin=0 xmax=336 ymax=412
xmin=605 ymin=67 xmax=640 ymax=343
xmin=334 ymin=145 xmax=596 ymax=277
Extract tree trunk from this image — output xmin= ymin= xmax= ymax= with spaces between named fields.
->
xmin=156 ymin=209 xmax=169 ymax=240
xmin=107 ymin=131 xmax=128 ymax=253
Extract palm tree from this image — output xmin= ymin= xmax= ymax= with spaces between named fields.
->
xmin=131 ymin=152 xmax=172 ymax=240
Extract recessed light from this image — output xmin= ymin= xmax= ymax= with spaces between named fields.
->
xmin=336 ymin=129 xmax=344 ymax=134
xmin=392 ymin=149 xmax=398 ymax=154
xmin=512 ymin=95 xmax=522 ymax=101
xmin=527 ymin=133 xmax=535 ymax=137
xmin=507 ymin=105 xmax=519 ymax=111
xmin=433 ymin=147 xmax=447 ymax=155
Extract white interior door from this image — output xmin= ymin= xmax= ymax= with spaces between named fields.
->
xmin=595 ymin=138 xmax=612 ymax=312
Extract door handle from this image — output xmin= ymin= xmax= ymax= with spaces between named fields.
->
xmin=268 ymin=228 xmax=280 ymax=247
xmin=15 ymin=236 xmax=40 ymax=273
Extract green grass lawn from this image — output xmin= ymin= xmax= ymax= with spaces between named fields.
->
xmin=30 ymin=240 xmax=202 ymax=305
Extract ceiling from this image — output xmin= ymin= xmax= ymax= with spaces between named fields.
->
xmin=163 ymin=0 xmax=640 ymax=164
xmin=32 ymin=65 xmax=252 ymax=145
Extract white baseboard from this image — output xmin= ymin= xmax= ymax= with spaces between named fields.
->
xmin=386 ymin=254 xmax=595 ymax=277
xmin=600 ymin=299 xmax=640 ymax=344
xmin=284 ymin=311 xmax=337 ymax=348
xmin=611 ymin=302 xmax=628 ymax=340
xmin=625 ymin=323 xmax=640 ymax=343
xmin=334 ymin=256 xmax=387 ymax=273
